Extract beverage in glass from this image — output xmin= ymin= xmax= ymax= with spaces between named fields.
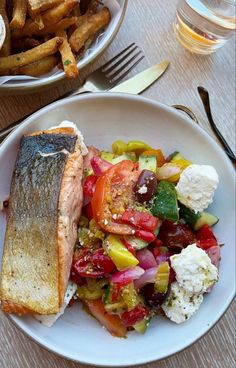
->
xmin=174 ymin=0 xmax=236 ymax=54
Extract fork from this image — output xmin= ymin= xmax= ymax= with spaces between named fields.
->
xmin=0 ymin=43 xmax=144 ymax=143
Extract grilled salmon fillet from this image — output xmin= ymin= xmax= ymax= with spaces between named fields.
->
xmin=0 ymin=127 xmax=83 ymax=315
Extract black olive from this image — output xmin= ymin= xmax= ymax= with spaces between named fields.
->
xmin=141 ymin=283 xmax=167 ymax=311
xmin=134 ymin=170 xmax=157 ymax=204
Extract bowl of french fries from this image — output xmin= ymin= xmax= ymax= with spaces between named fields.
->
xmin=0 ymin=0 xmax=128 ymax=93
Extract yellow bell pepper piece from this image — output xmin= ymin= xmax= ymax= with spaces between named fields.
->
xmin=155 ymin=262 xmax=170 ymax=294
xmin=126 ymin=140 xmax=152 ymax=155
xmin=112 ymin=140 xmax=128 ymax=155
xmin=171 ymin=152 xmax=192 ymax=170
xmin=104 ymin=235 xmax=139 ymax=271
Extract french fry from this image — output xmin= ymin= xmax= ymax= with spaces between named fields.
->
xmin=10 ymin=0 xmax=27 ymax=29
xmin=11 ymin=37 xmax=41 ymax=52
xmin=28 ymin=5 xmax=44 ymax=30
xmin=37 ymin=17 xmax=77 ymax=36
xmin=0 ymin=0 xmax=11 ymax=56
xmin=11 ymin=55 xmax=58 ymax=76
xmin=12 ymin=0 xmax=78 ymax=38
xmin=69 ymin=7 xmax=111 ymax=53
xmin=28 ymin=0 xmax=64 ymax=15
xmin=56 ymin=30 xmax=78 ymax=79
xmin=0 ymin=36 xmax=63 ymax=74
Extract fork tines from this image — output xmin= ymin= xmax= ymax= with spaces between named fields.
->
xmin=101 ymin=43 xmax=144 ymax=86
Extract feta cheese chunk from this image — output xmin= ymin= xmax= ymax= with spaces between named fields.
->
xmin=34 ymin=281 xmax=77 ymax=327
xmin=170 ymin=244 xmax=219 ymax=294
xmin=176 ymin=164 xmax=219 ymax=213
xmin=162 ymin=281 xmax=203 ymax=324
xmin=50 ymin=120 xmax=88 ymax=156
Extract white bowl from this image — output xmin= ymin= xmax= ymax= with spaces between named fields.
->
xmin=0 ymin=0 xmax=128 ymax=94
xmin=0 ymin=93 xmax=235 ymax=366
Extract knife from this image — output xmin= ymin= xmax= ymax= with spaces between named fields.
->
xmin=110 ymin=60 xmax=169 ymax=94
xmin=0 ymin=60 xmax=169 ymax=143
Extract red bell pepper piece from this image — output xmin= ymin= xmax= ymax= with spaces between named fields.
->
xmin=121 ymin=210 xmax=158 ymax=232
xmin=135 ymin=229 xmax=156 ymax=243
xmin=121 ymin=304 xmax=150 ymax=327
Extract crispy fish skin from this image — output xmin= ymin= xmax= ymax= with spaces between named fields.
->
xmin=0 ymin=128 xmax=83 ymax=315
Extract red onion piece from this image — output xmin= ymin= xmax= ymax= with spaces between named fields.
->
xmin=205 ymin=246 xmax=221 ymax=268
xmin=136 ymin=248 xmax=157 ymax=270
xmin=156 ymin=254 xmax=170 ymax=266
xmin=91 ymin=156 xmax=112 ymax=176
xmin=134 ymin=267 xmax=158 ymax=290
xmin=111 ymin=266 xmax=145 ymax=284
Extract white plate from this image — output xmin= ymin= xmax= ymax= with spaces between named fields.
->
xmin=0 ymin=93 xmax=235 ymax=366
xmin=0 ymin=0 xmax=128 ymax=93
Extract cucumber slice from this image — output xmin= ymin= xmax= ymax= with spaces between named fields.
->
xmin=179 ymin=204 xmax=219 ymax=230
xmin=100 ymin=151 xmax=115 ymax=163
xmin=151 ymin=181 xmax=179 ymax=222
xmin=112 ymin=153 xmax=134 ymax=164
xmin=139 ymin=155 xmax=157 ymax=173
xmin=125 ymin=236 xmax=148 ymax=250
xmin=179 ymin=204 xmax=201 ymax=228
xmin=194 ymin=212 xmax=219 ymax=231
xmin=133 ymin=318 xmax=149 ymax=334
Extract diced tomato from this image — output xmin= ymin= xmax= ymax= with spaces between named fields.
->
xmin=122 ymin=238 xmax=136 ymax=255
xmin=84 ymin=299 xmax=127 ymax=337
xmin=135 ymin=229 xmax=156 ymax=243
xmin=92 ymin=160 xmax=139 ymax=235
xmin=91 ymin=249 xmax=116 ymax=274
xmin=73 ymin=256 xmax=104 ymax=279
xmin=70 ymin=270 xmax=86 ymax=285
xmin=121 ymin=304 xmax=150 ymax=327
xmin=196 ymin=224 xmax=216 ymax=241
xmin=196 ymin=225 xmax=218 ymax=250
xmin=142 ymin=149 xmax=166 ymax=167
xmin=121 ymin=210 xmax=158 ymax=232
xmin=83 ymin=175 xmax=97 ymax=197
xmin=197 ymin=238 xmax=218 ymax=250
xmin=73 ymin=249 xmax=116 ymax=278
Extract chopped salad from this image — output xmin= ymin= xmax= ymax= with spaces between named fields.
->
xmin=69 ymin=140 xmax=220 ymax=337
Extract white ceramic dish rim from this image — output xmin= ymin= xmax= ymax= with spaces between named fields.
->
xmin=0 ymin=0 xmax=128 ymax=91
xmin=0 ymin=93 xmax=235 ymax=366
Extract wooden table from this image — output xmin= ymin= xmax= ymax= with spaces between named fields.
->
xmin=0 ymin=1 xmax=235 ymax=367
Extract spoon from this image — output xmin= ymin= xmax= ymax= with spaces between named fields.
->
xmin=198 ymin=86 xmax=236 ymax=163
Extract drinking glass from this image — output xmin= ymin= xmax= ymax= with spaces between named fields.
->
xmin=174 ymin=0 xmax=236 ymax=54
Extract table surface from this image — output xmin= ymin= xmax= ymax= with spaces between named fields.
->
xmin=0 ymin=1 xmax=235 ymax=367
